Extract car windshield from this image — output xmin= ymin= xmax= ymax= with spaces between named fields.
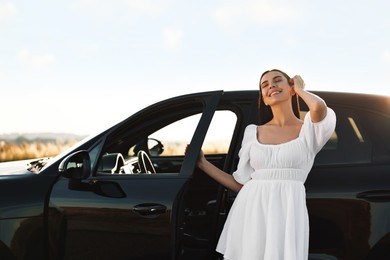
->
xmin=37 ymin=133 xmax=98 ymax=173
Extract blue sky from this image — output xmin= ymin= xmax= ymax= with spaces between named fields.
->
xmin=1 ymin=0 xmax=389 ymax=135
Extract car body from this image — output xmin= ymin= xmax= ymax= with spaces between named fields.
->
xmin=0 ymin=90 xmax=389 ymax=260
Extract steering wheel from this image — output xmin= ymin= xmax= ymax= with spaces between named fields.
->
xmin=137 ymin=150 xmax=156 ymax=174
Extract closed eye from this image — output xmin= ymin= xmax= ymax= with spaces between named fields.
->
xmin=273 ymin=76 xmax=282 ymax=83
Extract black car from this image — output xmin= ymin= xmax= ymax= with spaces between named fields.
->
xmin=0 ymin=90 xmax=389 ymax=260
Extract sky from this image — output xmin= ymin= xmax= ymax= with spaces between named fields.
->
xmin=1 ymin=0 xmax=390 ymax=136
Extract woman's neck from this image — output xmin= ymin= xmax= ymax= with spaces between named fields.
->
xmin=269 ymin=102 xmax=299 ymax=127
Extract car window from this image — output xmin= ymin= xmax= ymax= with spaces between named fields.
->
xmin=138 ymin=110 xmax=236 ymax=157
xmin=347 ymin=117 xmax=364 ymax=143
xmin=202 ymin=110 xmax=237 ymax=154
xmin=95 ymin=109 xmax=237 ymax=176
xmin=359 ymin=110 xmax=390 ymax=163
xmin=96 ymin=112 xmax=202 ymax=175
xmin=311 ymin=108 xmax=372 ymax=166
xmin=143 ymin=114 xmax=201 ymax=157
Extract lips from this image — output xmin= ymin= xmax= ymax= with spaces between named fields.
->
xmin=269 ymin=90 xmax=281 ymax=97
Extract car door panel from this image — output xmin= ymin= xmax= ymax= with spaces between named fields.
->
xmin=50 ymin=175 xmax=187 ymax=259
xmin=48 ymin=91 xmax=223 ymax=260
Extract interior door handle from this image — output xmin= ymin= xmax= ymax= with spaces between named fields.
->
xmin=357 ymin=190 xmax=390 ymax=202
xmin=133 ymin=203 xmax=167 ymax=216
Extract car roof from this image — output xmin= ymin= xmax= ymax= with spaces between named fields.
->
xmin=222 ymin=90 xmax=390 ymax=116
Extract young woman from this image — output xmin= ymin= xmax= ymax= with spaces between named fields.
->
xmin=193 ymin=69 xmax=336 ymax=259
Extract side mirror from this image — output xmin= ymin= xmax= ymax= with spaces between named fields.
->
xmin=59 ymin=150 xmax=91 ymax=180
xmin=147 ymin=138 xmax=164 ymax=156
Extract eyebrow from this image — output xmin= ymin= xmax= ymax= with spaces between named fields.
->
xmin=261 ymin=75 xmax=283 ymax=86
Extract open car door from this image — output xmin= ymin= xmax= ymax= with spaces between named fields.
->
xmin=48 ymin=91 xmax=223 ymax=260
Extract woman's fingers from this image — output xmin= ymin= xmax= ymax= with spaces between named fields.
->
xmin=292 ymin=75 xmax=305 ymax=90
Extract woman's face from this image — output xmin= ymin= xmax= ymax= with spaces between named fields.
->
xmin=260 ymin=70 xmax=294 ymax=106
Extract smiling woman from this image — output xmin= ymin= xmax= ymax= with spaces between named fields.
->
xmin=194 ymin=69 xmax=336 ymax=260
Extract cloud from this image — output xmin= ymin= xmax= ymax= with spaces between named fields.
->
xmin=17 ymin=49 xmax=56 ymax=68
xmin=162 ymin=27 xmax=183 ymax=51
xmin=213 ymin=0 xmax=298 ymax=29
xmin=0 ymin=2 xmax=17 ymax=24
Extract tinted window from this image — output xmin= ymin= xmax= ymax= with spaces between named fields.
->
xmin=312 ymin=108 xmax=372 ymax=166
xmin=95 ymin=107 xmax=237 ymax=175
xmin=134 ymin=114 xmax=201 ymax=157
xmin=144 ymin=110 xmax=237 ymax=156
xmin=359 ymin=110 xmax=390 ymax=163
xmin=96 ymin=112 xmax=202 ymax=175
xmin=95 ymin=97 xmax=208 ymax=175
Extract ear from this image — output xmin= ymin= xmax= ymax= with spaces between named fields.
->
xmin=289 ymin=86 xmax=296 ymax=96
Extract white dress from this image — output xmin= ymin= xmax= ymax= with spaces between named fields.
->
xmin=216 ymin=108 xmax=336 ymax=260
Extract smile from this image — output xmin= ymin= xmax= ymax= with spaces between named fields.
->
xmin=269 ymin=91 xmax=281 ymax=97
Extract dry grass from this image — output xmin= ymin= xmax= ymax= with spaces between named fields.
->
xmin=0 ymin=140 xmax=78 ymax=162
xmin=159 ymin=140 xmax=229 ymax=156
xmin=0 ymin=139 xmax=230 ymax=163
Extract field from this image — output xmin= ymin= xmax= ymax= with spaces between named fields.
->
xmin=0 ymin=138 xmax=229 ymax=163
xmin=0 ymin=140 xmax=78 ymax=162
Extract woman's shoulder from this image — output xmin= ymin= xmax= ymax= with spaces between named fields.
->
xmin=244 ymin=124 xmax=258 ymax=134
xmin=241 ymin=124 xmax=257 ymax=143
xmin=300 ymin=107 xmax=337 ymax=153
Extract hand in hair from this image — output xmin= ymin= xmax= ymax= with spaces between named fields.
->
xmin=290 ymin=75 xmax=305 ymax=92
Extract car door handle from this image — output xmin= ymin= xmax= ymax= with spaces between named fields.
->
xmin=133 ymin=203 xmax=167 ymax=216
xmin=356 ymin=190 xmax=390 ymax=202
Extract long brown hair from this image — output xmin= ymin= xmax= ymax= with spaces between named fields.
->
xmin=258 ymin=69 xmax=300 ymax=125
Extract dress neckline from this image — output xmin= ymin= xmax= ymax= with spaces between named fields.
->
xmin=255 ymin=123 xmax=304 ymax=146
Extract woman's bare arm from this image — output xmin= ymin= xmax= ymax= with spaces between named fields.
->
xmin=197 ymin=155 xmax=243 ymax=193
xmin=188 ymin=146 xmax=242 ymax=193
xmin=292 ymin=75 xmax=328 ymax=123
